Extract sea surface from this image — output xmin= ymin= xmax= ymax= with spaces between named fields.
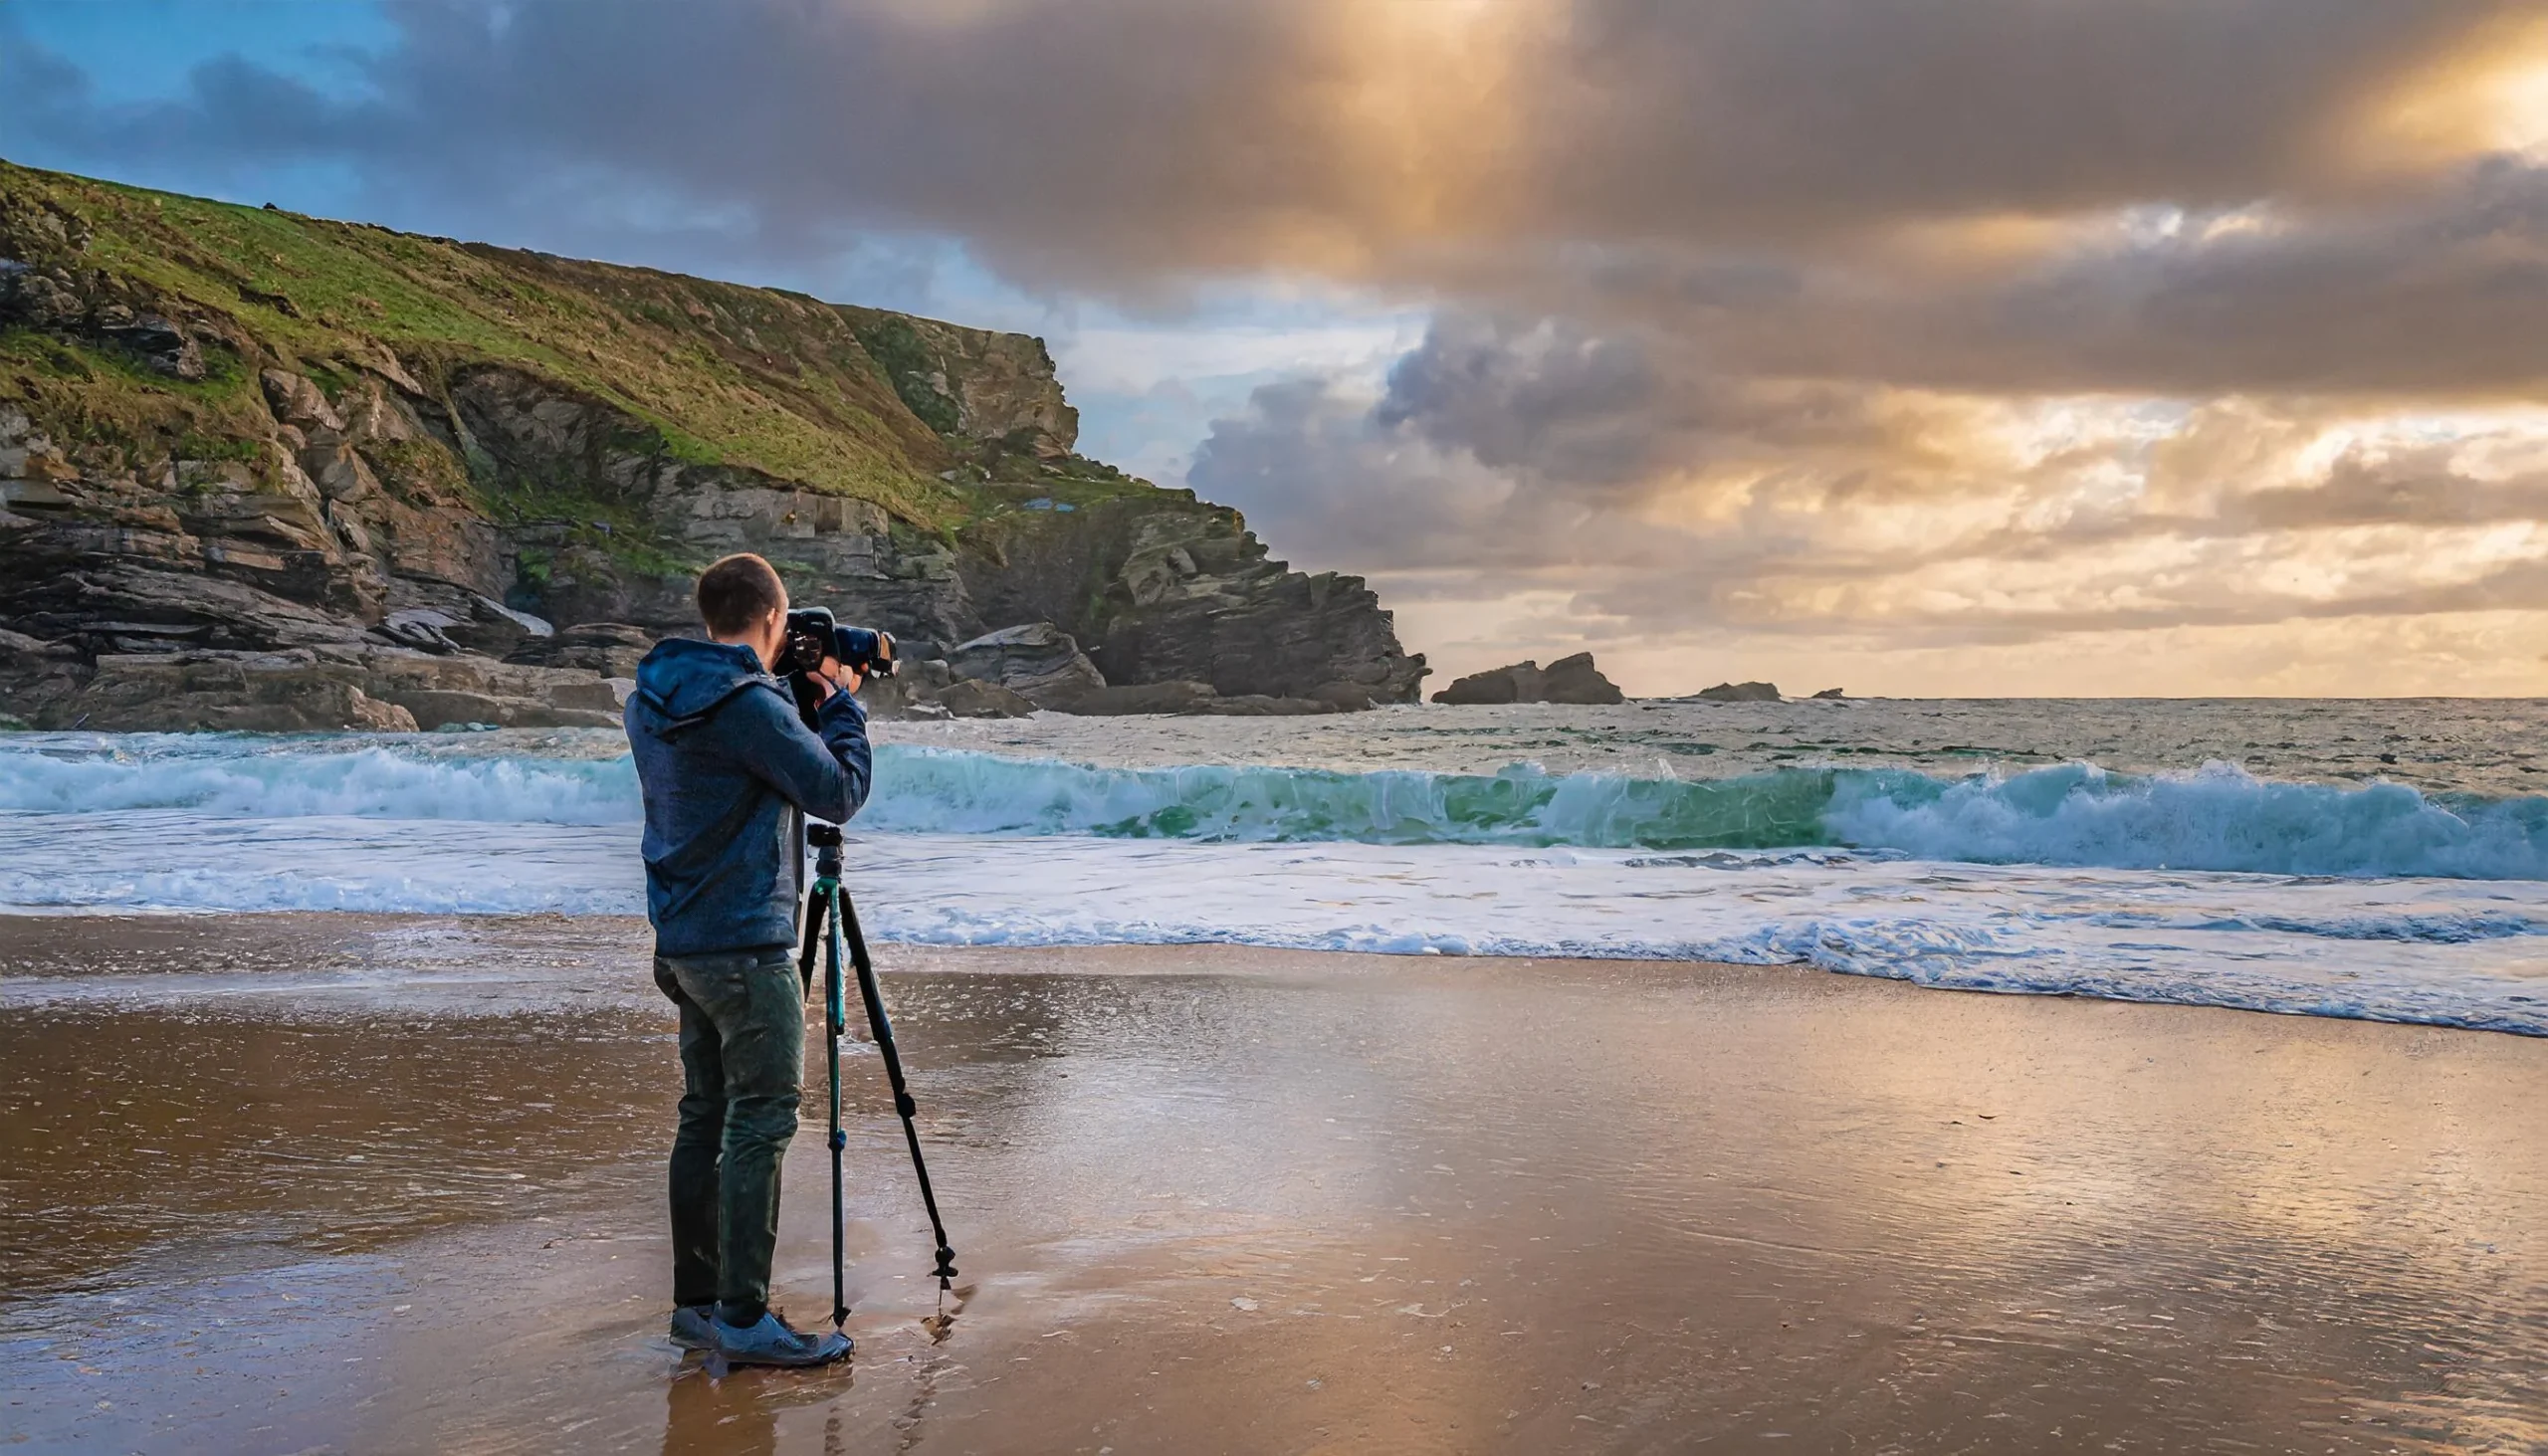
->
xmin=2 ymin=698 xmax=2543 ymax=1034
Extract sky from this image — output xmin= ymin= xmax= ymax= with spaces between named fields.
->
xmin=5 ymin=0 xmax=2547 ymax=697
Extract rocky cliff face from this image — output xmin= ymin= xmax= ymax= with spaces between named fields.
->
xmin=0 ymin=161 xmax=1424 ymax=728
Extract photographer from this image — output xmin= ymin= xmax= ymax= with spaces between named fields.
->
xmin=626 ymin=552 xmax=872 ymax=1368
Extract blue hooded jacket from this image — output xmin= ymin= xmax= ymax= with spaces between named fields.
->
xmin=625 ymin=637 xmax=872 ymax=957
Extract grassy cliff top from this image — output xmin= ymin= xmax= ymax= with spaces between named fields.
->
xmin=0 ymin=159 xmax=1092 ymax=524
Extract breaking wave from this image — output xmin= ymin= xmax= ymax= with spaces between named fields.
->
xmin=2 ymin=735 xmax=2542 ymax=881
xmin=857 ymin=749 xmax=2548 ymax=880
xmin=0 ymin=735 xmax=639 ymax=824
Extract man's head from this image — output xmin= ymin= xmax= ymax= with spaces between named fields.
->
xmin=697 ymin=553 xmax=788 ymax=670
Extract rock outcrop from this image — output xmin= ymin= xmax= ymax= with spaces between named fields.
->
xmin=1432 ymin=652 xmax=1624 ymax=706
xmin=0 ymin=160 xmax=1428 ymax=730
xmin=933 ymin=679 xmax=1037 ymax=719
xmin=0 ymin=637 xmax=624 ymax=732
xmin=945 ymin=622 xmax=1108 ymax=707
xmin=507 ymin=620 xmax=654 ymax=679
xmin=0 ymin=627 xmax=90 ymax=728
xmin=1697 ymin=681 xmax=1783 ymax=703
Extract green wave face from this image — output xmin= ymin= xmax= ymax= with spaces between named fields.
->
xmin=864 ymin=750 xmax=1847 ymax=849
xmin=1114 ymin=764 xmax=1841 ymax=848
xmin=7 ymin=737 xmax=2540 ymax=881
xmin=860 ymin=748 xmax=2548 ymax=880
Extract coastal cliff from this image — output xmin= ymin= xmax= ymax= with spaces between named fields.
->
xmin=0 ymin=161 xmax=1425 ymax=728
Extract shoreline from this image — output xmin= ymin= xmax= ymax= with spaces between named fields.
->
xmin=3 ymin=914 xmax=2544 ymax=1452
xmin=5 ymin=906 xmax=2542 ymax=1041
xmin=9 ymin=721 xmax=2547 ymax=1041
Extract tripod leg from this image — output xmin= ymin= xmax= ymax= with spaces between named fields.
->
xmin=797 ymin=890 xmax=829 ymax=997
xmin=836 ymin=891 xmax=958 ymax=1288
xmin=824 ymin=884 xmax=849 ymax=1330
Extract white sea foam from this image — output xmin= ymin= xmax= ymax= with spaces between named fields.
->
xmin=0 ymin=734 xmax=638 ymax=823
xmin=1 ymin=729 xmax=2542 ymax=1035
xmin=0 ymin=815 xmax=2537 ymax=1034
xmin=1822 ymin=759 xmax=2548 ymax=880
xmin=3 ymin=735 xmax=2541 ymax=879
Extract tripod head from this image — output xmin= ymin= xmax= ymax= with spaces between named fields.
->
xmin=807 ymin=821 xmax=843 ymax=879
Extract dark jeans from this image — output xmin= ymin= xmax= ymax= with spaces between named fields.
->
xmin=654 ymin=945 xmax=803 ymax=1326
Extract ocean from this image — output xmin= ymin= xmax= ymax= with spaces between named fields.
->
xmin=2 ymin=698 xmax=2542 ymax=1034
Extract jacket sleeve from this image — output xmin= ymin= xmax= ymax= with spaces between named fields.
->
xmin=722 ymin=682 xmax=873 ymax=825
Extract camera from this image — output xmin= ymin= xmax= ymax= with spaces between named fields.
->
xmin=773 ymin=606 xmax=895 ymax=728
xmin=776 ymin=606 xmax=896 ymax=682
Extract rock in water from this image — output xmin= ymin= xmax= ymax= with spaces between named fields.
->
xmin=1811 ymin=687 xmax=1845 ymax=700
xmin=1060 ymin=680 xmax=1220 ymax=716
xmin=1433 ymin=652 xmax=1623 ymax=705
xmin=1697 ymin=681 xmax=1782 ymax=703
xmin=1539 ymin=652 xmax=1625 ymax=705
xmin=1434 ymin=663 xmax=1532 ymax=705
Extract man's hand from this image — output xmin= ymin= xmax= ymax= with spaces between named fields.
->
xmin=809 ymin=654 xmax=863 ymax=699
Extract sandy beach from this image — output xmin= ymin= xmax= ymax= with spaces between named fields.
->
xmin=2 ymin=913 xmax=2542 ymax=1454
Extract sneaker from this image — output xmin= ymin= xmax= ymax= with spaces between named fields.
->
xmin=669 ymin=1304 xmax=717 ymax=1351
xmin=711 ymin=1310 xmax=852 ymax=1367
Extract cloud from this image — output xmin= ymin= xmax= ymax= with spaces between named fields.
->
xmin=1651 ymin=158 xmax=2548 ymax=398
xmin=1188 ymin=376 xmax=1523 ymax=574
xmin=10 ymin=0 xmax=2548 ymax=690
xmin=5 ymin=3 xmax=2533 ymax=268
xmin=1191 ymin=312 xmax=2548 ymax=685
xmin=1518 ymin=0 xmax=2517 ymax=236
xmin=12 ymin=0 xmax=2541 ymax=402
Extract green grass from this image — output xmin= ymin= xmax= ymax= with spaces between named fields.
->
xmin=0 ymin=325 xmax=273 ymax=477
xmin=2 ymin=159 xmax=985 ymax=525
xmin=852 ymin=315 xmax=962 ymax=435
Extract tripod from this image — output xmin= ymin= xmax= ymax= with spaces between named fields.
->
xmin=796 ymin=823 xmax=959 ymax=1330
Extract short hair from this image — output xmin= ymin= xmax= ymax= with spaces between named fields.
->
xmin=696 ymin=553 xmax=785 ymax=637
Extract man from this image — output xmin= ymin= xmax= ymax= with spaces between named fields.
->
xmin=626 ymin=552 xmax=872 ymax=1367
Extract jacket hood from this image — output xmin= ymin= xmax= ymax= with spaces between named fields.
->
xmin=631 ymin=637 xmax=776 ymax=733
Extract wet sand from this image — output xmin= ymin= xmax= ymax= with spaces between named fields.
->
xmin=2 ymin=914 xmax=2542 ymax=1454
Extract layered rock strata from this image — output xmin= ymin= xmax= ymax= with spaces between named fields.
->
xmin=0 ymin=627 xmax=622 ymax=732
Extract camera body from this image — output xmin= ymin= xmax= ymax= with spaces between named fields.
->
xmin=776 ymin=607 xmax=896 ymax=683
xmin=773 ymin=606 xmax=895 ymax=728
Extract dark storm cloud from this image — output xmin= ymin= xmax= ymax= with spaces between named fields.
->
xmin=1523 ymin=0 xmax=2507 ymax=236
xmin=1189 ymin=313 xmax=1905 ymax=585
xmin=1666 ymin=158 xmax=2548 ymax=398
xmin=8 ymin=0 xmax=2541 ymax=388
xmin=1371 ymin=314 xmax=1908 ymax=494
xmin=4 ymin=0 xmax=1341 ymax=280
xmin=1 ymin=1 xmax=2529 ymax=282
xmin=1187 ymin=376 xmax=1528 ymax=575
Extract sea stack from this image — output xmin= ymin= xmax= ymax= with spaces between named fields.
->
xmin=1697 ymin=681 xmax=1782 ymax=703
xmin=1432 ymin=652 xmax=1624 ymax=705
